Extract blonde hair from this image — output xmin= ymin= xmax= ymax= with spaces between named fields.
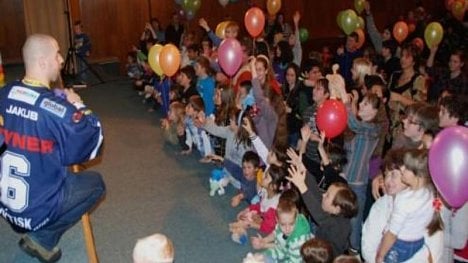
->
xmin=133 ymin=233 xmax=174 ymax=263
xmin=352 ymin=58 xmax=372 ymax=88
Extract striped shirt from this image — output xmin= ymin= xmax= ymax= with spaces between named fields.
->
xmin=343 ymin=106 xmax=381 ymax=184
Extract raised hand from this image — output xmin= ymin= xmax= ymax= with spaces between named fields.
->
xmin=293 ymin=11 xmax=301 ymax=26
xmin=286 ymin=162 xmax=308 ymax=193
xmin=242 ymin=117 xmax=255 ymax=137
xmin=300 ymin=125 xmax=312 ymax=142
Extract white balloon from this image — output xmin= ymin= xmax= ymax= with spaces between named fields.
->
xmin=219 ymin=0 xmax=229 ymax=7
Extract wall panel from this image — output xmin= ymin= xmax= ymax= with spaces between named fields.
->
xmin=0 ymin=0 xmax=445 ymax=64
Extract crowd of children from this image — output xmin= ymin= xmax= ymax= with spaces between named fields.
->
xmin=128 ymin=3 xmax=467 ymax=263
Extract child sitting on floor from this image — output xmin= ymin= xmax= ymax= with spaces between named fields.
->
xmin=234 ymin=164 xmax=287 ymax=235
xmin=251 ymin=197 xmax=312 ymax=263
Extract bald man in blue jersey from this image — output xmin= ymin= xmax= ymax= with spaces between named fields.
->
xmin=0 ymin=34 xmax=105 ymax=262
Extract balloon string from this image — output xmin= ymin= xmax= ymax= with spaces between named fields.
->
xmin=253 ymin=38 xmax=256 ymax=56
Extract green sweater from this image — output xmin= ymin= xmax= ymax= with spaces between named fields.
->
xmin=265 ymin=214 xmax=312 ymax=262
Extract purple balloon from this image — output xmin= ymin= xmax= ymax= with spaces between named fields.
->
xmin=429 ymin=126 xmax=468 ymax=208
xmin=218 ymin=38 xmax=243 ymax=77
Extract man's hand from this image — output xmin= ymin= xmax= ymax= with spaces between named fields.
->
xmin=64 ymin=88 xmax=83 ymax=105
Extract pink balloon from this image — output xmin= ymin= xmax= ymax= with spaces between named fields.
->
xmin=316 ymin=99 xmax=348 ymax=139
xmin=429 ymin=126 xmax=468 ymax=208
xmin=218 ymin=38 xmax=243 ymax=77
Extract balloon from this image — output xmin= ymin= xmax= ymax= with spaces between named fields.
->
xmin=445 ymin=0 xmax=455 ymax=10
xmin=354 ymin=28 xmax=365 ymax=49
xmin=175 ymin=0 xmax=182 ymax=5
xmin=218 ymin=38 xmax=243 ymax=76
xmin=356 ymin=16 xmax=365 ymax=29
xmin=216 ymin=21 xmax=230 ymax=39
xmin=429 ymin=126 xmax=468 ymax=208
xmin=452 ymin=0 xmax=466 ymax=21
xmin=148 ymin=44 xmax=164 ymax=76
xmin=267 ymin=0 xmax=281 ymax=16
xmin=159 ymin=44 xmax=181 ymax=77
xmin=182 ymin=0 xmax=201 ymax=13
xmin=424 ymin=22 xmax=444 ymax=48
xmin=219 ymin=0 xmax=229 ymax=7
xmin=340 ymin=9 xmax=358 ymax=35
xmin=316 ymin=99 xmax=348 ymax=139
xmin=299 ymin=28 xmax=309 ymax=43
xmin=393 ymin=21 xmax=409 ymax=43
xmin=337 ymin=11 xmax=345 ymax=29
xmin=412 ymin=37 xmax=424 ymax=52
xmin=244 ymin=7 xmax=265 ymax=38
xmin=354 ymin=0 xmax=365 ymax=14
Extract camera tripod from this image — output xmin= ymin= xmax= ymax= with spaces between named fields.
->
xmin=61 ymin=0 xmax=104 ymax=87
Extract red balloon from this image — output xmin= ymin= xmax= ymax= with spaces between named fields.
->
xmin=316 ymin=99 xmax=348 ymax=139
xmin=244 ymin=7 xmax=265 ymax=38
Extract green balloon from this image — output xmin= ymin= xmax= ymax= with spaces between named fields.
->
xmin=182 ymin=0 xmax=201 ymax=12
xmin=340 ymin=9 xmax=358 ymax=35
xmin=299 ymin=28 xmax=309 ymax=43
xmin=356 ymin=16 xmax=365 ymax=29
xmin=337 ymin=11 xmax=345 ymax=29
xmin=424 ymin=22 xmax=444 ymax=48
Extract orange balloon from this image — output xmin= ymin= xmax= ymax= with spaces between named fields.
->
xmin=244 ymin=7 xmax=265 ymax=38
xmin=452 ymin=0 xmax=466 ymax=21
xmin=159 ymin=44 xmax=181 ymax=77
xmin=267 ymin=0 xmax=281 ymax=16
xmin=355 ymin=28 xmax=365 ymax=49
xmin=393 ymin=21 xmax=409 ymax=43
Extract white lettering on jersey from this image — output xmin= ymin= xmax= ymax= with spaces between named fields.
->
xmin=7 ymin=86 xmax=40 ymax=105
xmin=6 ymin=105 xmax=38 ymax=121
xmin=0 ymin=207 xmax=32 ymax=230
xmin=39 ymin=98 xmax=67 ymax=118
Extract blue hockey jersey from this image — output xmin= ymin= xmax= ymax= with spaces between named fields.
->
xmin=0 ymin=80 xmax=103 ymax=231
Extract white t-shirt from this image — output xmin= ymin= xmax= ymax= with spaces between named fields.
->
xmin=362 ymin=194 xmax=444 ymax=263
xmin=387 ymin=187 xmax=433 ymax=240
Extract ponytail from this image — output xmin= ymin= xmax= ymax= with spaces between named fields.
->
xmin=427 ymin=194 xmax=444 ymax=236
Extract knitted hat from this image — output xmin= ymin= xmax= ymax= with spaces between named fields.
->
xmin=133 ymin=233 xmax=174 ymax=263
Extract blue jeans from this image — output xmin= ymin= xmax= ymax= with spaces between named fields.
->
xmin=28 ymin=171 xmax=105 ymax=250
xmin=349 ymin=183 xmax=367 ymax=251
xmin=384 ymin=238 xmax=424 ymax=262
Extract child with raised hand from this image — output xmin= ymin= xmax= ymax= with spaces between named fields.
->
xmin=375 ymin=149 xmax=443 ymax=263
xmin=286 ymin=148 xmax=358 ymax=258
xmin=251 ymin=198 xmax=312 ymax=263
xmin=300 ymin=126 xmax=348 ymax=191
xmin=342 ymin=91 xmax=383 ymax=254
xmin=235 ymin=164 xmax=287 ymax=235
xmin=198 ymin=18 xmax=239 ymax=47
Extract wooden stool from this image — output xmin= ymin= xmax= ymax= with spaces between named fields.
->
xmin=71 ymin=165 xmax=99 ymax=263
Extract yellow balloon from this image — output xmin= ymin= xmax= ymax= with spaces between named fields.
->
xmin=148 ymin=44 xmax=164 ymax=76
xmin=215 ymin=21 xmax=230 ymax=39
xmin=424 ymin=22 xmax=444 ymax=48
xmin=267 ymin=0 xmax=281 ymax=16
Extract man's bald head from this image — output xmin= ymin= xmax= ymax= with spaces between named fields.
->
xmin=22 ymin=34 xmax=63 ymax=83
xmin=22 ymin=34 xmax=57 ymax=69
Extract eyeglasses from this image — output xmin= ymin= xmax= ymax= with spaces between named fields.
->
xmin=406 ymin=117 xmax=421 ymax=126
